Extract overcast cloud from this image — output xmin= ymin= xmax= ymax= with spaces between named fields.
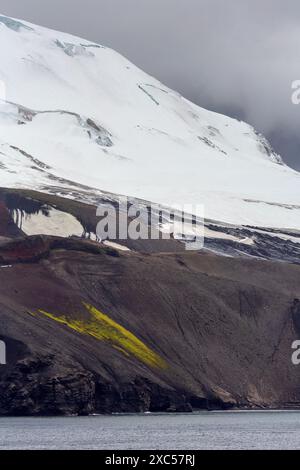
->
xmin=1 ymin=0 xmax=299 ymax=169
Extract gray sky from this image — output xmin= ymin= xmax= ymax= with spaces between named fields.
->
xmin=1 ymin=0 xmax=300 ymax=169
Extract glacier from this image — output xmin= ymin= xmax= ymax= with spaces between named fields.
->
xmin=0 ymin=14 xmax=299 ymax=229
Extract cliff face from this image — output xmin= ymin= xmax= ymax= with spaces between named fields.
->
xmin=0 ymin=233 xmax=299 ymax=415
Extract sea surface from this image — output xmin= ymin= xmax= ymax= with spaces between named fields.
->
xmin=0 ymin=411 xmax=300 ymax=450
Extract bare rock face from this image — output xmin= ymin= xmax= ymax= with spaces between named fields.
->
xmin=292 ymin=299 xmax=300 ymax=335
xmin=0 ymin=228 xmax=299 ymax=415
xmin=0 ymin=349 xmax=192 ymax=415
xmin=0 ymin=201 xmax=23 ymax=238
xmin=0 ymin=367 xmax=96 ymax=416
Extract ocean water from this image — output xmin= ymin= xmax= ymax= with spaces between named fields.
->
xmin=0 ymin=411 xmax=300 ymax=450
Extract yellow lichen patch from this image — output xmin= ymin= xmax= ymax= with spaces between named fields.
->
xmin=37 ymin=303 xmax=166 ymax=369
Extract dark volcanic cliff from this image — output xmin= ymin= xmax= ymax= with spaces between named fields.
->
xmin=0 ymin=233 xmax=299 ymax=415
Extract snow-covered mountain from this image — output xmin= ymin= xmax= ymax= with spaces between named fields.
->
xmin=0 ymin=14 xmax=299 ymax=229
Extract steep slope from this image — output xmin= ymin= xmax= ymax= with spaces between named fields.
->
xmin=0 ymin=14 xmax=299 ymax=229
xmin=0 ymin=15 xmax=299 ymax=417
xmin=0 ymin=235 xmax=300 ymax=415
xmin=1 ymin=188 xmax=300 ymax=262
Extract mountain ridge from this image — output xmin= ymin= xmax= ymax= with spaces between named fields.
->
xmin=0 ymin=15 xmax=299 ymax=415
xmin=0 ymin=14 xmax=299 ymax=229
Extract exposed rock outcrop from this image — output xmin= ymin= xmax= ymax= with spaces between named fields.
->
xmin=0 ymin=233 xmax=299 ymax=415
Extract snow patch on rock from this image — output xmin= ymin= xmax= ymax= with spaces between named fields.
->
xmin=13 ymin=207 xmax=84 ymax=238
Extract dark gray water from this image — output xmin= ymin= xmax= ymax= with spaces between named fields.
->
xmin=0 ymin=411 xmax=300 ymax=450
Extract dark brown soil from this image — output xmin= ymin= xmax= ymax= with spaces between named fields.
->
xmin=0 ymin=234 xmax=299 ymax=415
